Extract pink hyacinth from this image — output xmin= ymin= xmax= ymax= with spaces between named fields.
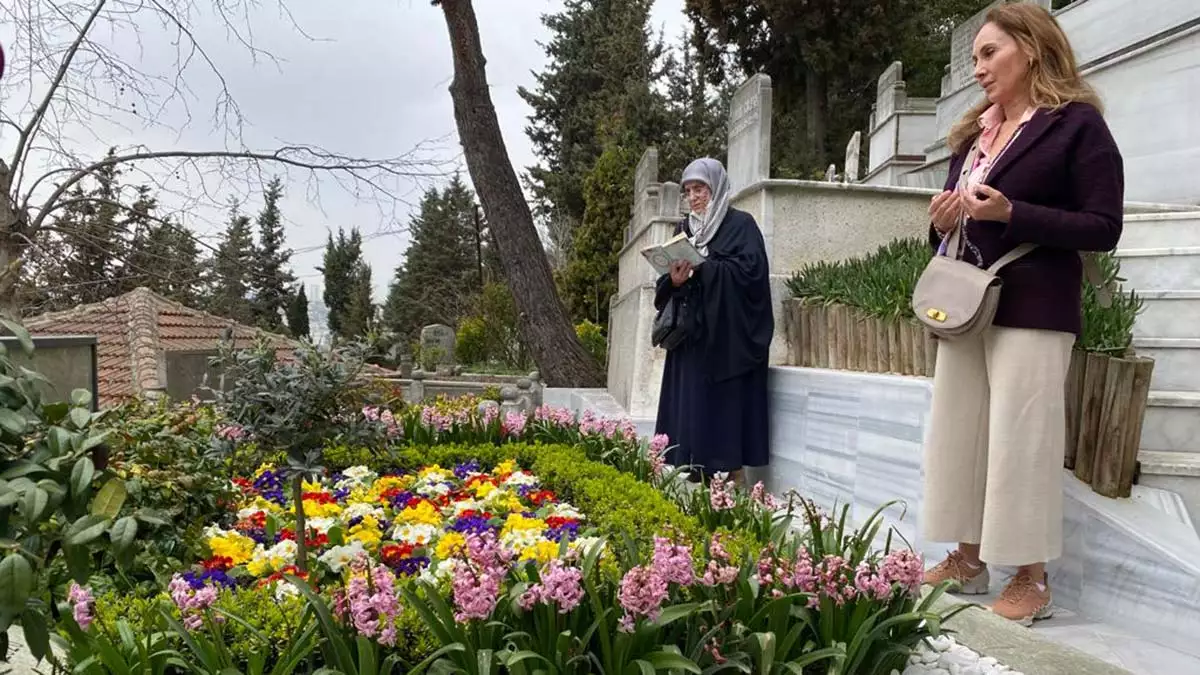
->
xmin=341 ymin=553 xmax=403 ymax=646
xmin=362 ymin=406 xmax=381 ymax=422
xmin=750 ymin=482 xmax=780 ymax=511
xmin=502 ymin=411 xmax=527 ymax=438
xmin=420 ymin=406 xmax=454 ymax=433
xmin=854 ymin=561 xmax=893 ymax=601
xmin=520 ymin=561 xmax=584 ymax=614
xmin=880 ymin=549 xmax=924 ymax=596
xmin=617 ymin=565 xmax=669 ymax=632
xmin=533 ymin=404 xmax=576 ymax=429
xmin=215 ymin=423 xmax=247 ymax=442
xmin=709 ymin=475 xmax=735 ymax=511
xmin=168 ymin=574 xmax=222 ymax=631
xmin=649 ymin=434 xmax=670 ymax=454
xmin=451 ymin=532 xmax=511 ymax=623
xmin=67 ymin=582 xmax=94 ymax=631
xmin=818 ymin=555 xmax=854 ymax=606
xmin=652 ymin=537 xmax=695 ymax=586
xmin=481 ymin=404 xmax=499 ymax=427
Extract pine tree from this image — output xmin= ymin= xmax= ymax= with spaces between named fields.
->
xmin=287 ymin=285 xmax=311 ymax=339
xmin=54 ymin=152 xmax=129 ymax=307
xmin=519 ymin=0 xmax=667 ymax=251
xmin=209 ymin=204 xmax=256 ymax=324
xmin=250 ymin=178 xmax=295 ymax=332
xmin=382 ymin=175 xmax=482 ymax=344
xmin=319 ymin=227 xmax=369 ymax=340
xmin=344 ymin=263 xmax=375 ymax=339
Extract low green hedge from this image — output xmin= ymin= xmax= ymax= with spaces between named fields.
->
xmin=786 ymin=236 xmax=1142 ymax=355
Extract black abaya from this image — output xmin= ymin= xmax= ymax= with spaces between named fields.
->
xmin=653 ymin=207 xmax=774 ymax=476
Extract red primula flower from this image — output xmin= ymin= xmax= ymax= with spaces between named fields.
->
xmin=202 ymin=556 xmax=235 ymax=571
xmin=544 ymin=516 xmax=577 ymax=530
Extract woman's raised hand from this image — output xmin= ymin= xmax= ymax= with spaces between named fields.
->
xmin=930 ymin=190 xmax=964 ymax=235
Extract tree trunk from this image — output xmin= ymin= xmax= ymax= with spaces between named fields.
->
xmin=437 ymin=0 xmax=605 ymax=387
xmin=805 ymin=64 xmax=828 ymax=170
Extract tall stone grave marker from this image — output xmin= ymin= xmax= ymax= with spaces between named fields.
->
xmin=844 ymin=131 xmax=862 ymax=182
xmin=726 ymin=74 xmax=773 ymax=194
xmin=419 ymin=324 xmax=456 ymax=370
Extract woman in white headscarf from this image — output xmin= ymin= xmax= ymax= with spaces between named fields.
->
xmin=654 ymin=157 xmax=774 ymax=486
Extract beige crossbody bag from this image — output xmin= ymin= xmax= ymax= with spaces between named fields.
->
xmin=912 ymin=133 xmax=1112 ymax=341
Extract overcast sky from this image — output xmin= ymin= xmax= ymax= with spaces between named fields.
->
xmin=1 ymin=0 xmax=691 ymax=332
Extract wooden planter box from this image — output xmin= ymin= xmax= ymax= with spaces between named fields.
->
xmin=784 ymin=298 xmax=1155 ymax=499
xmin=785 ymin=298 xmax=936 ymax=377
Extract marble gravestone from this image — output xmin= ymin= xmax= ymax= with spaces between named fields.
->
xmin=419 ymin=324 xmax=456 ymax=370
xmin=844 ymin=131 xmax=862 ymax=182
xmin=726 ymin=74 xmax=773 ymax=194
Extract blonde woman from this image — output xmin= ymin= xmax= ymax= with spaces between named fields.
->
xmin=920 ymin=3 xmax=1124 ymax=625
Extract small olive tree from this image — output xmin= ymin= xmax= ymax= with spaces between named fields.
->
xmin=209 ymin=336 xmax=367 ymax=571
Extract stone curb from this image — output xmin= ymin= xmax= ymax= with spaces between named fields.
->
xmin=928 ymin=592 xmax=1132 ymax=675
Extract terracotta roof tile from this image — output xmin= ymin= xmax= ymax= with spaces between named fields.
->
xmin=24 ymin=287 xmax=395 ymax=406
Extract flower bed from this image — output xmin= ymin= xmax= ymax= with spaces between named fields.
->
xmin=197 ymin=459 xmax=601 ymax=601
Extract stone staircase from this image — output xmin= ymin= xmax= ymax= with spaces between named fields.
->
xmin=1115 ymin=211 xmax=1200 ymax=527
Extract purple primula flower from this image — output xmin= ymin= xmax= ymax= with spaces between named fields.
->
xmin=348 ymin=516 xmax=364 ymax=529
xmin=447 ymin=515 xmax=496 ymax=536
xmin=546 ymin=522 xmax=580 ymax=543
xmin=393 ymin=556 xmax=431 ymax=576
xmin=454 ymin=461 xmax=482 ymax=480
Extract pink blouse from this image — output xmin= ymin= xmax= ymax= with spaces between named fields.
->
xmin=960 ymin=104 xmax=1036 ymax=196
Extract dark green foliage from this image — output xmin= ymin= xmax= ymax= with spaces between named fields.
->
xmin=209 ymin=204 xmax=257 ymax=325
xmin=287 ymin=285 xmax=311 ymax=339
xmin=786 ymin=237 xmax=1142 ymax=354
xmin=123 ymin=207 xmax=205 ymax=307
xmin=454 ymin=282 xmax=528 ymax=369
xmin=383 ymin=175 xmax=486 ymax=346
xmin=320 ymin=227 xmax=374 ymax=340
xmin=559 ymin=142 xmax=637 ymax=327
xmin=250 ymin=178 xmax=296 ymax=333
xmin=575 ymin=320 xmax=608 ymax=367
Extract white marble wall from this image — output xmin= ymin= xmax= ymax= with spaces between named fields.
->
xmin=765 ymin=365 xmax=1200 ymax=659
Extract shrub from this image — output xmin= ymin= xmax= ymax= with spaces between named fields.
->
xmin=575 ymin=319 xmax=608 ymax=367
xmin=787 ymin=236 xmax=1142 ymax=354
xmin=456 ymin=316 xmax=489 ymax=366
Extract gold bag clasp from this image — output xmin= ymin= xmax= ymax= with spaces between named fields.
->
xmin=926 ymin=308 xmax=947 ymax=322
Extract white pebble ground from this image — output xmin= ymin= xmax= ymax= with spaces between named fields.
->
xmin=892 ymin=634 xmax=1024 ymax=675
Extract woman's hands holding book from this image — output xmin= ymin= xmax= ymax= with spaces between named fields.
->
xmin=670 ymin=260 xmax=693 ymax=287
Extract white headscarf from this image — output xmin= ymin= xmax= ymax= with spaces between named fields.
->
xmin=681 ymin=157 xmax=731 ymax=257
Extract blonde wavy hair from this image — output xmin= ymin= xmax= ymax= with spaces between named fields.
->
xmin=948 ymin=2 xmax=1102 ymax=155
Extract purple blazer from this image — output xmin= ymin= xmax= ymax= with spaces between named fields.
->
xmin=929 ymin=102 xmax=1125 ymax=336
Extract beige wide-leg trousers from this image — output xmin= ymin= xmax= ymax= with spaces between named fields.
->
xmin=921 ymin=326 xmax=1074 ymax=566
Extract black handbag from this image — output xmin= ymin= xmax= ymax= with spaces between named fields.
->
xmin=652 ymin=293 xmax=693 ymax=351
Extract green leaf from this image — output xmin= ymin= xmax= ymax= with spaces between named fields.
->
xmin=134 ymin=509 xmax=170 ymax=527
xmin=40 ymin=402 xmax=68 ymax=424
xmin=21 ymin=608 xmax=49 ymax=662
xmin=21 ymin=487 xmax=47 ymax=526
xmin=643 ymin=652 xmax=701 ymax=673
xmin=69 ymin=407 xmax=90 ymax=429
xmin=70 ymin=389 xmax=92 ymax=409
xmin=110 ymin=516 xmax=138 ymax=554
xmin=0 ymin=554 xmax=33 ymax=616
xmin=91 ymin=479 xmax=127 ymax=518
xmin=64 ymin=544 xmax=90 ymax=584
xmin=78 ymin=431 xmax=111 ymax=454
xmin=0 ymin=320 xmax=33 ymax=355
xmin=66 ymin=514 xmax=110 ymax=547
xmin=70 ymin=457 xmax=95 ymax=498
xmin=0 ymin=409 xmax=25 ymax=436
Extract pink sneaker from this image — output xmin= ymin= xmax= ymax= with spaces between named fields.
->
xmin=991 ymin=572 xmax=1054 ymax=627
xmin=923 ymin=551 xmax=990 ymax=594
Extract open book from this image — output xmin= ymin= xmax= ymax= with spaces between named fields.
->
xmin=640 ymin=232 xmax=706 ymax=276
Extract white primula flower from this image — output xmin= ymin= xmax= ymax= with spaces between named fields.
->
xmin=204 ymin=525 xmax=234 ymax=540
xmin=336 ymin=466 xmax=378 ymax=491
xmin=502 ymin=471 xmax=539 ymax=488
xmin=274 ymin=580 xmax=301 ymax=602
xmin=568 ymin=536 xmax=605 ymax=559
xmin=393 ymin=523 xmax=440 ymax=546
xmin=267 ymin=539 xmax=297 ymax=562
xmin=341 ymin=503 xmax=385 ymax=522
xmin=453 ymin=499 xmax=483 ymax=516
xmin=318 ymin=541 xmax=366 ymax=573
xmin=418 ymin=558 xmax=459 ymax=587
xmin=237 ymin=506 xmax=268 ymax=520
xmin=547 ymin=504 xmax=586 ymax=521
xmin=306 ymin=517 xmax=338 ymax=535
xmin=500 ymin=529 xmax=543 ymax=554
xmin=415 ymin=481 xmax=451 ymax=498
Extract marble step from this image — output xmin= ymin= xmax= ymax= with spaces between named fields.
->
xmin=1142 ymin=390 xmax=1200 ymax=453
xmin=1132 ymin=338 xmax=1200 ymax=392
xmin=1137 ymin=450 xmax=1200 ymax=532
xmin=1119 ymin=212 xmax=1200 ymax=250
xmin=1133 ymin=291 xmax=1200 ymax=339
xmin=1115 ymin=247 xmax=1200 ymax=292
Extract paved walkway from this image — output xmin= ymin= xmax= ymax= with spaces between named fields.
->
xmin=950 ymin=590 xmax=1200 ymax=674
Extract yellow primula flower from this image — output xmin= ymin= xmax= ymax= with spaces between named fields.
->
xmin=302 ymin=478 xmax=327 ymax=494
xmin=435 ymin=532 xmax=467 ymax=559
xmin=519 ymin=540 xmax=561 ymax=564
xmin=208 ymin=532 xmax=256 ymax=566
xmin=398 ymin=501 xmax=442 ymax=527
xmin=475 ymin=482 xmax=497 ymax=499
xmin=253 ymin=463 xmax=277 ymax=479
xmin=501 ymin=514 xmax=546 ymax=537
xmin=418 ymin=465 xmax=448 ymax=479
xmin=294 ymin=500 xmax=343 ymax=519
xmin=347 ymin=527 xmax=383 ymax=550
xmin=493 ymin=460 xmax=518 ymax=477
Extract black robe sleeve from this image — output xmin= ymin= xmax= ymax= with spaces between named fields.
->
xmin=694 ymin=209 xmax=774 ymax=382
